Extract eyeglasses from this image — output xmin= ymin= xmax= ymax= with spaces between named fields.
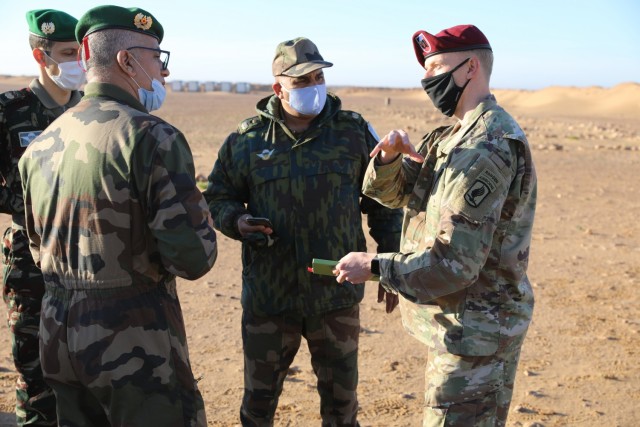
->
xmin=126 ymin=46 xmax=170 ymax=70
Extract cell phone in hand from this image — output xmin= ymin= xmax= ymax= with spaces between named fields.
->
xmin=246 ymin=217 xmax=273 ymax=228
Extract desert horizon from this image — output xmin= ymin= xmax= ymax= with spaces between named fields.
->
xmin=0 ymin=75 xmax=638 ymax=426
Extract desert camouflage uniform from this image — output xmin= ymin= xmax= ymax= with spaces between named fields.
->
xmin=205 ymin=93 xmax=402 ymax=426
xmin=363 ymin=96 xmax=536 ymax=426
xmin=18 ymin=82 xmax=218 ymax=427
xmin=1 ymin=79 xmax=82 ymax=426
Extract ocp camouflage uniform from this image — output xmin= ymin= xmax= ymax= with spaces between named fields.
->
xmin=364 ymin=96 xmax=536 ymax=426
xmin=18 ymin=82 xmax=218 ymax=427
xmin=205 ymin=93 xmax=403 ymax=426
xmin=1 ymin=79 xmax=82 ymax=425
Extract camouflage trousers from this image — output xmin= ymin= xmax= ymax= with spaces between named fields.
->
xmin=39 ymin=280 xmax=205 ymax=427
xmin=241 ymin=305 xmax=360 ymax=427
xmin=422 ymin=329 xmax=528 ymax=427
xmin=2 ymin=227 xmax=57 ymax=426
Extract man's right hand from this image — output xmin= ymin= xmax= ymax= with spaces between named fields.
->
xmin=370 ymin=129 xmax=425 ymax=164
xmin=237 ymin=214 xmax=273 ymax=237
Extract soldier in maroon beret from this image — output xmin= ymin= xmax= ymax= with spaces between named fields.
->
xmin=336 ymin=24 xmax=537 ymax=426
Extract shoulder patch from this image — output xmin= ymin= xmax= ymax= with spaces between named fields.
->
xmin=238 ymin=116 xmax=264 ymax=134
xmin=337 ymin=110 xmax=363 ymax=123
xmin=18 ymin=130 xmax=43 ymax=147
xmin=366 ymin=122 xmax=380 ymax=141
xmin=448 ymin=156 xmax=509 ymax=223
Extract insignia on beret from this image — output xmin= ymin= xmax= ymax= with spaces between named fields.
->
xmin=134 ymin=13 xmax=152 ymax=30
xmin=415 ymin=33 xmax=430 ymax=54
xmin=41 ymin=22 xmax=55 ymax=35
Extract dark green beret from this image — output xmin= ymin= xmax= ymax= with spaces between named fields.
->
xmin=75 ymin=5 xmax=163 ymax=43
xmin=26 ymin=9 xmax=78 ymax=41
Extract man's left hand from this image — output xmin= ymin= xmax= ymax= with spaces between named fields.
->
xmin=334 ymin=252 xmax=376 ymax=285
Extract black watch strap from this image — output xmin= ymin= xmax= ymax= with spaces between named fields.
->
xmin=370 ymin=257 xmax=380 ymax=276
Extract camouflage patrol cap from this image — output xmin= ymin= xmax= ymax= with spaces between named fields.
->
xmin=272 ymin=37 xmax=333 ymax=77
xmin=26 ymin=9 xmax=78 ymax=41
xmin=413 ymin=24 xmax=491 ymax=66
xmin=75 ymin=5 xmax=164 ymax=43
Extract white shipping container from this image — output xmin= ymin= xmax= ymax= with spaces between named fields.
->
xmin=235 ymin=82 xmax=251 ymax=93
xmin=219 ymin=81 xmax=232 ymax=92
xmin=185 ymin=81 xmax=199 ymax=92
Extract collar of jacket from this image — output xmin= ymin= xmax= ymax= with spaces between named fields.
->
xmin=437 ymin=94 xmax=499 ymax=157
xmin=29 ymin=78 xmax=82 ymax=111
xmin=83 ymin=82 xmax=146 ymax=112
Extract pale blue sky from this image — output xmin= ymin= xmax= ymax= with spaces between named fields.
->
xmin=1 ymin=0 xmax=638 ymax=89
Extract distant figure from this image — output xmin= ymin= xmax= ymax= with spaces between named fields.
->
xmin=1 ymin=9 xmax=84 ymax=425
xmin=205 ymin=37 xmax=403 ymax=426
xmin=335 ymin=24 xmax=537 ymax=426
xmin=385 ymin=96 xmax=391 ymax=106
xmin=19 ymin=5 xmax=217 ymax=426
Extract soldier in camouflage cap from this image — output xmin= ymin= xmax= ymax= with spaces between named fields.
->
xmin=204 ymin=37 xmax=403 ymax=426
xmin=1 ymin=8 xmax=85 ymax=426
xmin=18 ymin=5 xmax=217 ymax=426
xmin=335 ymin=24 xmax=537 ymax=426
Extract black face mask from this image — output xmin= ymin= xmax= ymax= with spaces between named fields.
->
xmin=420 ymin=58 xmax=471 ymax=117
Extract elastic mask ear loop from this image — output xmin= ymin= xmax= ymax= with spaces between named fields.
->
xmin=129 ymin=54 xmax=153 ymax=87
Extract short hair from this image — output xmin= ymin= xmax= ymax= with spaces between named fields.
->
xmin=85 ymin=29 xmax=140 ymax=77
xmin=473 ymin=48 xmax=494 ymax=79
xmin=28 ymin=34 xmax=54 ymax=51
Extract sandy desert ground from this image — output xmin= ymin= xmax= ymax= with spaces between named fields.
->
xmin=0 ymin=76 xmax=638 ymax=426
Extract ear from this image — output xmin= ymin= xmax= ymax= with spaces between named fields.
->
xmin=116 ymin=50 xmax=136 ymax=77
xmin=32 ymin=48 xmax=46 ymax=67
xmin=467 ymin=56 xmax=480 ymax=79
xmin=272 ymin=81 xmax=283 ymax=98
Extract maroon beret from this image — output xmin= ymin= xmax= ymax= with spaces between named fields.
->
xmin=412 ymin=24 xmax=492 ymax=66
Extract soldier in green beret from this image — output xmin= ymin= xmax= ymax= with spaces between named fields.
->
xmin=18 ymin=5 xmax=217 ymax=427
xmin=1 ymin=8 xmax=84 ymax=426
xmin=205 ymin=37 xmax=403 ymax=426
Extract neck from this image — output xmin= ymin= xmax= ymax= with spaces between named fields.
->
xmin=89 ymin=69 xmax=141 ymax=102
xmin=281 ymin=103 xmax=316 ymax=133
xmin=454 ymin=84 xmax=491 ymax=121
xmin=38 ymin=73 xmax=72 ymax=106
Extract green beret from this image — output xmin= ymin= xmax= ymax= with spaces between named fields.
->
xmin=75 ymin=5 xmax=164 ymax=43
xmin=26 ymin=9 xmax=78 ymax=41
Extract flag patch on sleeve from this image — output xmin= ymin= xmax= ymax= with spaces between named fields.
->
xmin=18 ymin=131 xmax=42 ymax=147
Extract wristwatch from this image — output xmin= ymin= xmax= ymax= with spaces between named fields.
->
xmin=370 ymin=257 xmax=380 ymax=276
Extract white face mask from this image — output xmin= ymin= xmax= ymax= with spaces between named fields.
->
xmin=45 ymin=53 xmax=86 ymax=90
xmin=280 ymin=82 xmax=327 ymax=116
xmin=129 ymin=55 xmax=166 ymax=112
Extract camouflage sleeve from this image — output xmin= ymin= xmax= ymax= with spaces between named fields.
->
xmin=0 ymin=101 xmax=26 ymax=216
xmin=376 ymin=143 xmax=517 ymax=303
xmin=0 ymin=103 xmax=9 ymax=213
xmin=139 ymin=125 xmax=218 ymax=280
xmin=17 ymin=158 xmax=41 ymax=266
xmin=203 ymin=132 xmax=249 ymax=240
xmin=362 ymin=154 xmax=420 ymax=209
xmin=360 ymin=122 xmax=404 ymax=252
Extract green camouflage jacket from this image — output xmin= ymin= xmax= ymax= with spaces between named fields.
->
xmin=19 ymin=82 xmax=217 ymax=288
xmin=205 ymin=94 xmax=403 ymax=316
xmin=364 ymin=96 xmax=536 ymax=356
xmin=1 ymin=80 xmax=82 ymax=261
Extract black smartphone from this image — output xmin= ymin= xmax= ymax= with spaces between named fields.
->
xmin=246 ymin=217 xmax=273 ymax=228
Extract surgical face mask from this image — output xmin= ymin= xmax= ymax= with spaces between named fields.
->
xmin=420 ymin=58 xmax=470 ymax=117
xmin=280 ymin=82 xmax=327 ymax=116
xmin=45 ymin=52 xmax=86 ymax=90
xmin=130 ymin=55 xmax=166 ymax=112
